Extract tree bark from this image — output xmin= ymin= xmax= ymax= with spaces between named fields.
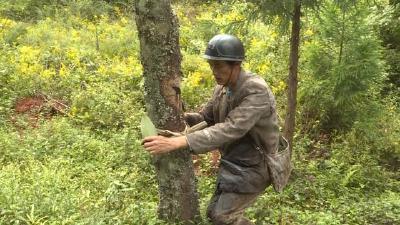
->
xmin=134 ymin=1 xmax=200 ymax=224
xmin=284 ymin=0 xmax=301 ymax=153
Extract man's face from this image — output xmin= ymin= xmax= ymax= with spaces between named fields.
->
xmin=208 ymin=60 xmax=233 ymax=85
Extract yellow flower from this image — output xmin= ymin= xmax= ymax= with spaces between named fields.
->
xmin=257 ymin=61 xmax=270 ymax=74
xmin=188 ymin=71 xmax=203 ymax=87
xmin=120 ymin=17 xmax=128 ymax=25
xmin=18 ymin=63 xmax=29 ymax=74
xmin=97 ymin=64 xmax=108 ymax=75
xmin=59 ymin=63 xmax=69 ymax=77
xmin=304 ymin=29 xmax=314 ymax=36
xmin=0 ymin=18 xmax=16 ymax=30
xmin=70 ymin=106 xmax=77 ymax=116
xmin=110 ymin=60 xmax=133 ymax=77
xmin=114 ymin=6 xmax=122 ymax=17
xmin=71 ymin=30 xmax=80 ymax=40
xmin=270 ymin=31 xmax=278 ymax=39
xmin=271 ymin=80 xmax=287 ymax=94
xmin=16 ymin=63 xmax=41 ymax=76
xmin=66 ymin=48 xmax=80 ymax=65
xmin=18 ymin=46 xmax=41 ymax=63
xmin=40 ymin=69 xmax=56 ymax=78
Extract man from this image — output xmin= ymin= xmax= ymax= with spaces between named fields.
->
xmin=143 ymin=34 xmax=280 ymax=225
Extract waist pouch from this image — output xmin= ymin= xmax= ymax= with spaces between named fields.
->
xmin=264 ymin=135 xmax=291 ymax=193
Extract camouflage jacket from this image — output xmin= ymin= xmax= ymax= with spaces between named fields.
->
xmin=185 ymin=70 xmax=280 ymax=193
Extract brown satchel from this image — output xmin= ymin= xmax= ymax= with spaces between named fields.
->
xmin=265 ymin=135 xmax=292 ymax=193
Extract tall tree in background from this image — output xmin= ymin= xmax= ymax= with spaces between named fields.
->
xmin=284 ymin=0 xmax=301 ymax=153
xmin=134 ymin=1 xmax=199 ymax=224
xmin=246 ymin=0 xmax=319 ymax=151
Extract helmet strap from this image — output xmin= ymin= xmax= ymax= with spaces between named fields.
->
xmin=224 ymin=63 xmax=239 ymax=88
xmin=223 ymin=67 xmax=233 ymax=87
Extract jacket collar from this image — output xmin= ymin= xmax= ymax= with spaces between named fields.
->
xmin=224 ymin=69 xmax=247 ymax=96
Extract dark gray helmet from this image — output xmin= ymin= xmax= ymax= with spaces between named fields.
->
xmin=203 ymin=34 xmax=245 ymax=61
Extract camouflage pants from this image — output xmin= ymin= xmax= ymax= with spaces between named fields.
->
xmin=206 ymin=188 xmax=262 ymax=225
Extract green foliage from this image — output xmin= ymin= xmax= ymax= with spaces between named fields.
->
xmin=181 ymin=54 xmax=215 ymax=109
xmin=0 ymin=48 xmax=14 ymax=127
xmin=0 ymin=13 xmax=143 ymax=129
xmin=0 ymin=1 xmax=399 ymax=224
xmin=0 ymin=0 xmax=115 ymax=21
xmin=70 ymin=82 xmax=144 ymax=129
xmin=0 ymin=118 xmax=162 ymax=224
xmin=300 ymin=0 xmax=386 ymax=133
xmin=243 ymin=127 xmax=399 ymax=224
xmin=237 ymin=0 xmax=321 ymax=32
xmin=378 ymin=2 xmax=400 ymax=100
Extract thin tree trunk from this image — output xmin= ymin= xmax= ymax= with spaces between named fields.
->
xmin=338 ymin=10 xmax=346 ymax=64
xmin=284 ymin=0 xmax=301 ymax=153
xmin=134 ymin=1 xmax=200 ymax=224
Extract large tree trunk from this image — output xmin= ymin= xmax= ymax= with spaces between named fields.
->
xmin=134 ymin=1 xmax=200 ymax=224
xmin=284 ymin=0 xmax=301 ymax=153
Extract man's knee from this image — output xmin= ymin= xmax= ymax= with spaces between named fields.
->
xmin=207 ymin=210 xmax=238 ymax=225
xmin=206 ymin=205 xmax=214 ymax=222
xmin=206 ymin=191 xmax=260 ymax=225
xmin=206 ymin=206 xmax=225 ymax=224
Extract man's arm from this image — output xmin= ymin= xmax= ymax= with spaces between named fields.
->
xmin=184 ymin=86 xmax=218 ymax=126
xmin=186 ymin=82 xmax=271 ymax=154
xmin=143 ymin=135 xmax=188 ymax=155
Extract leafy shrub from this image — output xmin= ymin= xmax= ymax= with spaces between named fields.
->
xmin=70 ymin=82 xmax=144 ymax=129
xmin=0 ymin=1 xmax=399 ymax=224
xmin=181 ymin=54 xmax=214 ymax=109
xmin=0 ymin=0 xmax=114 ymax=22
xmin=299 ymin=1 xmax=386 ymax=134
xmin=0 ymin=117 xmax=161 ymax=224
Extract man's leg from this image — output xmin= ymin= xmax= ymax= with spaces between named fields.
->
xmin=206 ymin=187 xmax=221 ymax=222
xmin=206 ymin=191 xmax=262 ymax=225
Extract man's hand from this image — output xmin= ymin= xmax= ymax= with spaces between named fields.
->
xmin=142 ymin=135 xmax=188 ymax=155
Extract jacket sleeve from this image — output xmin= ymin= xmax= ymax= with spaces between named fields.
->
xmin=199 ymin=95 xmax=215 ymax=126
xmin=186 ymin=82 xmax=271 ymax=154
xmin=184 ymin=87 xmax=218 ymax=126
xmin=184 ymin=113 xmax=204 ymax=127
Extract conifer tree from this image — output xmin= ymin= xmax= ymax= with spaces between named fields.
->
xmin=300 ymin=0 xmax=385 ymax=132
